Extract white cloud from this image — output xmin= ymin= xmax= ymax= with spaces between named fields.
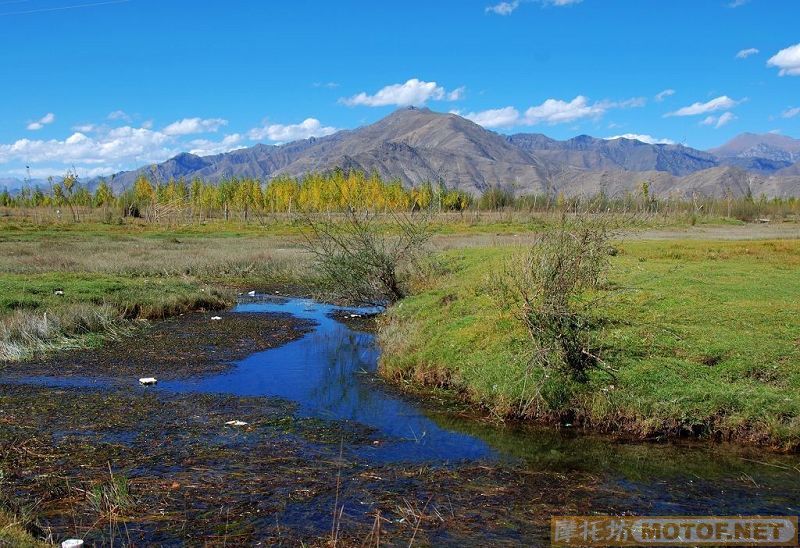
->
xmin=655 ymin=89 xmax=675 ymax=102
xmin=2 ymin=111 xmax=341 ymax=177
xmin=735 ymin=48 xmax=759 ymax=59
xmin=247 ymin=118 xmax=337 ymax=143
xmin=107 ymin=110 xmax=132 ymax=122
xmin=485 ymin=1 xmax=519 ymax=15
xmin=782 ymin=107 xmax=800 ymax=119
xmin=26 ymin=112 xmax=55 ymax=131
xmin=768 ymin=43 xmax=800 ymax=76
xmin=524 ymin=95 xmax=605 ymax=124
xmin=605 ymin=134 xmax=676 ymax=145
xmin=602 ymin=96 xmax=647 ymax=109
xmin=313 ymin=81 xmax=340 ymax=89
xmin=716 ymin=112 xmax=736 ymax=127
xmin=485 ymin=0 xmax=579 ymax=14
xmin=447 ymin=86 xmax=466 ymax=101
xmin=0 ymin=125 xmax=175 ymax=167
xmin=666 ymin=95 xmax=741 ymax=117
xmin=340 ymin=78 xmax=463 ymax=107
xmin=188 ymin=134 xmax=244 ymax=156
xmin=700 ymin=112 xmax=737 ymax=128
xmin=728 ymin=0 xmax=749 ymax=7
xmin=454 ymin=107 xmax=521 ymax=128
xmin=163 ymin=117 xmax=227 ymax=136
xmin=453 ymin=95 xmax=642 ymax=128
xmin=700 ymin=116 xmax=715 ymax=126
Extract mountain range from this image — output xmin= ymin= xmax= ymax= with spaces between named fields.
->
xmin=9 ymin=108 xmax=800 ymax=198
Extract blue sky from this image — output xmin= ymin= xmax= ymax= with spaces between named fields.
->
xmin=1 ymin=0 xmax=798 ymax=180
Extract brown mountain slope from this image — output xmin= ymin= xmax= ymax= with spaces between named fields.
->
xmin=107 ymin=109 xmax=800 ymax=198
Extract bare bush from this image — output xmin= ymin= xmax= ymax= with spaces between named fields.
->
xmin=493 ymin=217 xmax=615 ymax=383
xmin=301 ymin=209 xmax=433 ymax=306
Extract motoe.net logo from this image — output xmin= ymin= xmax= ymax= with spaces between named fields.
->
xmin=551 ymin=516 xmax=798 ymax=546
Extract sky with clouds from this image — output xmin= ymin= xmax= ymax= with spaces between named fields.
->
xmin=0 ymin=0 xmax=798 ymax=181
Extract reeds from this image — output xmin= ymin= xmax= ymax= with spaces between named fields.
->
xmin=0 ymin=304 xmax=129 ymax=361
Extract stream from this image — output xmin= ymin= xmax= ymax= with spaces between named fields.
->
xmin=164 ymin=296 xmax=800 ymax=516
xmin=6 ymin=295 xmax=800 ymax=542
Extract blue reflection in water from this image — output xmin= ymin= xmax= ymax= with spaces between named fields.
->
xmin=160 ymin=297 xmax=497 ymax=463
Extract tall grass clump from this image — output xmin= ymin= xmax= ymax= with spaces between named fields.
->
xmin=0 ymin=304 xmax=130 ymax=361
xmin=87 ymin=472 xmax=134 ymax=519
xmin=302 ymin=209 xmax=433 ymax=306
xmin=492 ymin=218 xmax=615 ymax=411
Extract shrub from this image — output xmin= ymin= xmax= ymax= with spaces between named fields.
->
xmin=301 ymin=209 xmax=432 ymax=306
xmin=493 ymin=218 xmax=614 ymax=383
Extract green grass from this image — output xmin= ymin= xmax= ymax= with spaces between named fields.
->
xmin=0 ymin=273 xmax=225 ymax=318
xmin=0 ymin=510 xmax=47 ymax=547
xmin=380 ymin=238 xmax=800 ymax=449
xmin=0 ymin=217 xmax=317 ymax=361
xmin=0 ymin=274 xmax=228 ymax=361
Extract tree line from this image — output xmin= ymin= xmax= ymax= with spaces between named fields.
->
xmin=1 ymin=169 xmax=798 ymax=222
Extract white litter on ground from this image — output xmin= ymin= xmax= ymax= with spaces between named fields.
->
xmin=225 ymin=420 xmax=248 ymax=427
xmin=247 ymin=290 xmax=256 ymax=296
xmin=211 ymin=316 xmax=222 ymax=321
xmin=139 ymin=377 xmax=157 ymax=386
xmin=61 ymin=540 xmax=84 ymax=548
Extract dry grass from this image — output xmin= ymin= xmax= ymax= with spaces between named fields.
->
xmin=0 ymin=220 xmax=318 ymax=361
xmin=0 ymin=305 xmax=132 ymax=362
xmin=0 ymin=231 xmax=310 ymax=281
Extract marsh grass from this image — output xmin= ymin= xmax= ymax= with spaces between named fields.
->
xmin=0 ymin=509 xmax=48 ymax=547
xmin=0 ymin=219 xmax=317 ymax=361
xmin=86 ymin=469 xmax=134 ymax=520
xmin=0 ymin=304 xmax=129 ymax=361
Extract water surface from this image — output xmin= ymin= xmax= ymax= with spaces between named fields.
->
xmin=160 ymin=297 xmax=498 ymax=462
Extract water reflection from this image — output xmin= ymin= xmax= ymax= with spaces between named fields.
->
xmin=160 ymin=297 xmax=497 ymax=462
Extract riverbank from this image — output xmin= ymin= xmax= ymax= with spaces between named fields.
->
xmin=379 ymin=237 xmax=800 ymax=450
xmin=2 ymin=216 xmax=797 ymax=363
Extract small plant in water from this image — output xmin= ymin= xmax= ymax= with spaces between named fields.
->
xmin=87 ymin=468 xmax=133 ymax=520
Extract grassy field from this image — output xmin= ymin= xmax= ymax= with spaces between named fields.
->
xmin=4 ymin=214 xmax=800 ymax=449
xmin=379 ymin=237 xmax=800 ymax=449
xmin=0 ymin=219 xmax=311 ymax=361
